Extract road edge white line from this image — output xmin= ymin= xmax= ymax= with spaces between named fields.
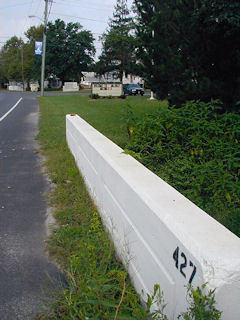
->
xmin=0 ymin=97 xmax=23 ymax=122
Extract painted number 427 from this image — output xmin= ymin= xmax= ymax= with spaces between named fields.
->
xmin=173 ymin=247 xmax=197 ymax=284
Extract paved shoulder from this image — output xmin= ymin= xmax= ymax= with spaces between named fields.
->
xmin=0 ymin=92 xmax=63 ymax=320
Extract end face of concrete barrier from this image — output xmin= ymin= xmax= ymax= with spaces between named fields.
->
xmin=66 ymin=114 xmax=240 ymax=320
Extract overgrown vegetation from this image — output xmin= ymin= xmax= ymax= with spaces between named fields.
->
xmin=37 ymin=96 xmax=223 ymax=319
xmin=96 ymin=0 xmax=136 ymax=81
xmin=43 ymin=209 xmax=148 ymax=319
xmin=178 ymin=284 xmax=222 ymax=320
xmin=126 ymin=100 xmax=240 ymax=236
xmin=89 ymin=93 xmax=100 ymax=99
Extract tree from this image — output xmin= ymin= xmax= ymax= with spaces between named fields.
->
xmin=42 ymin=19 xmax=95 ymax=83
xmin=0 ymin=36 xmax=24 ymax=82
xmin=0 ymin=51 xmax=8 ymax=87
xmin=134 ymin=1 xmax=182 ymax=98
xmin=0 ymin=21 xmax=95 ymax=86
xmin=134 ymin=0 xmax=240 ymax=110
xmin=181 ymin=0 xmax=240 ymax=109
xmin=97 ymin=0 xmax=136 ymax=81
xmin=0 ymin=26 xmax=43 ymax=87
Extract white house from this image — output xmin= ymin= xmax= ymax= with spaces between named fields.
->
xmin=81 ymin=71 xmax=144 ymax=88
xmin=8 ymin=81 xmax=26 ymax=91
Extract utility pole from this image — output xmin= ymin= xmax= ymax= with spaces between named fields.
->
xmin=150 ymin=4 xmax=155 ymax=100
xmin=41 ymin=0 xmax=49 ymax=97
xmin=150 ymin=29 xmax=155 ymax=100
xmin=21 ymin=44 xmax=25 ymax=91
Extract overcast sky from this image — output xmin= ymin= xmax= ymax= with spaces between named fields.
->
xmin=0 ymin=0 xmax=133 ymax=59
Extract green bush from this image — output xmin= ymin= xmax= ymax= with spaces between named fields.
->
xmin=89 ymin=93 xmax=100 ymax=99
xmin=144 ymin=283 xmax=222 ymax=320
xmin=126 ymin=100 xmax=240 ymax=236
xmin=178 ymin=284 xmax=222 ymax=320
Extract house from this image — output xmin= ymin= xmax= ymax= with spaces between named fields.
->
xmin=8 ymin=81 xmax=26 ymax=91
xmin=81 ymin=71 xmax=144 ymax=88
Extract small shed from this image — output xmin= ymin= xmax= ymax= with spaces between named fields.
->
xmin=91 ymin=82 xmax=123 ymax=97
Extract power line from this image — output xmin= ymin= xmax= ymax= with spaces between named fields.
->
xmin=33 ymin=0 xmax=42 ymax=17
xmin=20 ymin=0 xmax=34 ymax=38
xmin=0 ymin=0 xmax=110 ymax=51
xmin=1 ymin=0 xmax=38 ymax=10
xmin=53 ymin=0 xmax=113 ymax=13
xmin=56 ymin=0 xmax=114 ymax=10
xmin=50 ymin=11 xmax=107 ymax=23
xmin=47 ymin=0 xmax=54 ymax=21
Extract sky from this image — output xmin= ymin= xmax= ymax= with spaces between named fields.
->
xmin=0 ymin=0 xmax=133 ymax=60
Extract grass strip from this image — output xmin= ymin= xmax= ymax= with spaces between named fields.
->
xmin=36 ymin=96 xmax=164 ymax=319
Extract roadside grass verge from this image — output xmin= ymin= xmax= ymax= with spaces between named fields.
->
xmin=36 ymin=96 xmax=164 ymax=319
xmin=38 ymin=95 xmax=164 ymax=148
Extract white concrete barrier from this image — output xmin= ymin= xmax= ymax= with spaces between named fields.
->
xmin=63 ymin=82 xmax=79 ymax=92
xmin=66 ymin=114 xmax=240 ymax=320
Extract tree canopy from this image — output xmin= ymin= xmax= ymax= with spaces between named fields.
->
xmin=43 ymin=19 xmax=95 ymax=82
xmin=0 ymin=20 xmax=95 ymax=85
xmin=96 ymin=0 xmax=136 ymax=81
xmin=134 ymin=0 xmax=240 ymax=109
xmin=0 ymin=36 xmax=24 ymax=82
xmin=0 ymin=26 xmax=44 ymax=86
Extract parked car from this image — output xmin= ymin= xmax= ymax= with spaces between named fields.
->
xmin=123 ymin=84 xmax=144 ymax=96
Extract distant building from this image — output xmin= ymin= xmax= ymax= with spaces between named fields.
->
xmin=47 ymin=74 xmax=62 ymax=89
xmin=81 ymin=72 xmax=102 ymax=87
xmin=8 ymin=81 xmax=26 ymax=91
xmin=8 ymin=77 xmax=62 ymax=91
xmin=81 ymin=71 xmax=144 ymax=88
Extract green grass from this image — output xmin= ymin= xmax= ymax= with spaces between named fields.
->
xmin=38 ymin=95 xmax=164 ymax=148
xmin=36 ymin=95 xmax=165 ymax=319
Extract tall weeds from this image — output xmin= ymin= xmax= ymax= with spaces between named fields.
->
xmin=126 ymin=100 xmax=240 ymax=236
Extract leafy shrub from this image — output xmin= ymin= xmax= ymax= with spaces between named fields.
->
xmin=145 ymin=284 xmax=168 ymax=319
xmin=120 ymin=103 xmax=137 ymax=138
xmin=178 ymin=284 xmax=222 ymax=320
xmin=89 ymin=93 xmax=100 ymax=99
xmin=119 ymin=94 xmax=126 ymax=99
xmin=144 ymin=283 xmax=222 ymax=320
xmin=126 ymin=100 xmax=240 ymax=236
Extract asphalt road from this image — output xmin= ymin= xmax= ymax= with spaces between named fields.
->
xmin=0 ymin=91 xmax=63 ymax=320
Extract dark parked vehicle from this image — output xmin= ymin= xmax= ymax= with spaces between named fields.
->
xmin=123 ymin=84 xmax=144 ymax=96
